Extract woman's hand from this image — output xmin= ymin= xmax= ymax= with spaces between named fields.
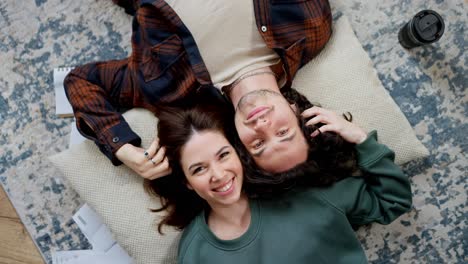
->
xmin=301 ymin=106 xmax=368 ymax=144
xmin=115 ymin=138 xmax=172 ymax=180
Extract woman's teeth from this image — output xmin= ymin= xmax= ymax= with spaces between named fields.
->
xmin=215 ymin=179 xmax=233 ymax=192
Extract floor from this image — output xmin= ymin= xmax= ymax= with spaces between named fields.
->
xmin=0 ymin=186 xmax=43 ymax=264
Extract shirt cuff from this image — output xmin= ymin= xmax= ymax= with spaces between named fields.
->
xmin=97 ymin=122 xmax=142 ymax=166
xmin=355 ymin=130 xmax=394 ymax=167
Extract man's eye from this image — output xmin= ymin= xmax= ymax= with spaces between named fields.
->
xmin=277 ymin=129 xmax=289 ymax=136
xmin=252 ymin=140 xmax=264 ymax=149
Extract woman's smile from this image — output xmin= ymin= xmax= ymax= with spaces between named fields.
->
xmin=213 ymin=177 xmax=235 ymax=195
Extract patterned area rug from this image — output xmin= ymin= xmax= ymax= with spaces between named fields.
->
xmin=0 ymin=0 xmax=466 ymax=263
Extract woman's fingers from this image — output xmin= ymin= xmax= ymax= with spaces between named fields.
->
xmin=310 ymin=125 xmax=335 ymax=137
xmin=305 ymin=115 xmax=325 ymax=127
xmin=302 ymin=106 xmax=368 ymax=144
xmin=144 ymin=138 xmax=160 ymax=159
xmin=303 ymin=107 xmax=347 ymax=138
xmin=145 ymin=141 xmax=171 ymax=180
xmin=147 ymin=157 xmax=172 ymax=180
xmin=151 ymin=146 xmax=166 ymax=165
xmin=301 ymin=106 xmax=322 ymax=118
xmin=310 ymin=129 xmax=320 ymax=137
xmin=116 ymin=141 xmax=171 ymax=180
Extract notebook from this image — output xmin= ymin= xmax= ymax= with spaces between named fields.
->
xmin=54 ymin=67 xmax=74 ymax=117
xmin=69 ymin=119 xmax=87 ymax=147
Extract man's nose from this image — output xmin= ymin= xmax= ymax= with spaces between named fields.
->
xmin=253 ymin=116 xmax=270 ymax=131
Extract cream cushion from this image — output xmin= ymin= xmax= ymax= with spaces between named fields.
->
xmin=49 ymin=16 xmax=428 ymax=264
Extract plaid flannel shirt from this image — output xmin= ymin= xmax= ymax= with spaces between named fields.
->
xmin=64 ymin=0 xmax=332 ymax=165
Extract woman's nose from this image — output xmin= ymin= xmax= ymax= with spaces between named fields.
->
xmin=210 ymin=165 xmax=225 ymax=182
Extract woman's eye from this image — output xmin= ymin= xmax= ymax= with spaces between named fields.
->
xmin=192 ymin=167 xmax=204 ymax=175
xmin=220 ymin=151 xmax=230 ymax=159
xmin=277 ymin=129 xmax=289 ymax=136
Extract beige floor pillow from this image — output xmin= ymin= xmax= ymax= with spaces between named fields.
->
xmin=49 ymin=16 xmax=428 ymax=264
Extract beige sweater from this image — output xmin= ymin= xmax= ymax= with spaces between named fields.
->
xmin=165 ymin=0 xmax=281 ymax=89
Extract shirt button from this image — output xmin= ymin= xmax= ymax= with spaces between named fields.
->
xmin=261 ymin=25 xmax=267 ymax=32
xmin=112 ymin=137 xmax=120 ymax=143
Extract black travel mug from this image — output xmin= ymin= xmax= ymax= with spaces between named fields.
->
xmin=398 ymin=10 xmax=445 ymax=49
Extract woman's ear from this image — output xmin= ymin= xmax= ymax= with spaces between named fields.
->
xmin=185 ymin=182 xmax=194 ymax=190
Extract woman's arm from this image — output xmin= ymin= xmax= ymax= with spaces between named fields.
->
xmin=302 ymin=107 xmax=412 ymax=224
xmin=321 ymin=131 xmax=412 ymax=225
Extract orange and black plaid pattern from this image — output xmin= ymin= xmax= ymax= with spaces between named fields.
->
xmin=64 ymin=0 xmax=332 ymax=165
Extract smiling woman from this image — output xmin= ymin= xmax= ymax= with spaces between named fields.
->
xmin=144 ymin=97 xmax=242 ymax=233
xmin=179 ymin=130 xmax=250 ymax=240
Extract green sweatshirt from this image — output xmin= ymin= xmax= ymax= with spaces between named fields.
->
xmin=178 ymin=131 xmax=412 ymax=264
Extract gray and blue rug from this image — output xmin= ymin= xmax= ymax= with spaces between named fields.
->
xmin=0 ymin=0 xmax=466 ymax=263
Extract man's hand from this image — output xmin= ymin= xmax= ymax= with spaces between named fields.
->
xmin=301 ymin=106 xmax=367 ymax=144
xmin=115 ymin=138 xmax=172 ymax=180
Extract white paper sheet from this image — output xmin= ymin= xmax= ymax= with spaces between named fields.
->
xmin=52 ymin=204 xmax=134 ymax=264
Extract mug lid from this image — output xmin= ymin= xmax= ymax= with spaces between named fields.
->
xmin=413 ymin=10 xmax=445 ymax=43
